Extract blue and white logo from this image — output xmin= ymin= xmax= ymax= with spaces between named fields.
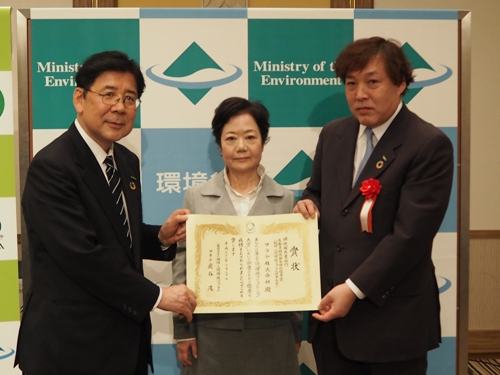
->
xmin=403 ymin=42 xmax=453 ymax=103
xmin=146 ymin=42 xmax=242 ymax=105
xmin=438 ymin=276 xmax=452 ymax=294
xmin=0 ymin=346 xmax=15 ymax=360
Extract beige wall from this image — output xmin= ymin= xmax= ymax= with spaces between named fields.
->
xmin=375 ymin=2 xmax=500 ymax=228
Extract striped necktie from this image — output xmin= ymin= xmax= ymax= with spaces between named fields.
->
xmin=354 ymin=127 xmax=374 ymax=183
xmin=104 ymin=155 xmax=132 ymax=249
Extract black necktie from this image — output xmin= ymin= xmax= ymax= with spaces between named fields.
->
xmin=104 ymin=155 xmax=132 ymax=249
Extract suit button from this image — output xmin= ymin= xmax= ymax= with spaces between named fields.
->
xmin=133 ymin=310 xmax=137 ymax=316
xmin=123 ymin=304 xmax=127 ymax=310
xmin=336 ymin=245 xmax=343 ymax=252
xmin=341 ymin=209 xmax=348 ymax=216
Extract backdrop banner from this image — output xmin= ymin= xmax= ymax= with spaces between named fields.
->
xmin=29 ymin=8 xmax=459 ymax=375
xmin=0 ymin=6 xmax=21 ymax=375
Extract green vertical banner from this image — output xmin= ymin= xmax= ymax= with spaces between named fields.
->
xmin=0 ymin=6 xmax=21 ymax=375
xmin=248 ymin=18 xmax=353 ymax=127
xmin=31 ymin=18 xmax=141 ymax=130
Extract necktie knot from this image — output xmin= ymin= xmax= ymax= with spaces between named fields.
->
xmin=104 ymin=155 xmax=115 ymax=182
xmin=104 ymin=155 xmax=114 ymax=167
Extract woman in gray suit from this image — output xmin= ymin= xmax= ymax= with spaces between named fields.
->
xmin=172 ymin=97 xmax=301 ymax=375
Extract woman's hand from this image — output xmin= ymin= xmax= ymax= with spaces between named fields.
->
xmin=177 ymin=339 xmax=198 ymax=366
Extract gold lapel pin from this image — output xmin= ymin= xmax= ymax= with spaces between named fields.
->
xmin=376 ymin=160 xmax=384 ymax=169
xmin=130 ymin=181 xmax=136 ymax=190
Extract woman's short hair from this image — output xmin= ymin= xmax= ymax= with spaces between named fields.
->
xmin=211 ymin=97 xmax=270 ymax=147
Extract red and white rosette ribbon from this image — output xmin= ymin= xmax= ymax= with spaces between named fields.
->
xmin=359 ymin=178 xmax=382 ymax=233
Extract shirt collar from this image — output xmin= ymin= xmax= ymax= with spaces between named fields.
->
xmin=357 ymin=101 xmax=403 ymax=142
xmin=223 ymin=164 xmax=266 ymax=197
xmin=74 ymin=119 xmax=114 ymax=164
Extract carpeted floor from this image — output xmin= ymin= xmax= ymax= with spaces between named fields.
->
xmin=468 ymin=359 xmax=500 ymax=374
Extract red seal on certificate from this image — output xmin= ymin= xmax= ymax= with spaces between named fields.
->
xmin=359 ymin=178 xmax=382 ymax=233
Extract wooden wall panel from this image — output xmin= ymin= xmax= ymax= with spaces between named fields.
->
xmin=469 ymin=237 xmax=500 ymax=330
xmin=330 ymin=0 xmax=373 ymax=7
xmin=74 ymin=0 xmax=117 ymax=6
xmin=118 ymin=0 xmax=199 ymax=6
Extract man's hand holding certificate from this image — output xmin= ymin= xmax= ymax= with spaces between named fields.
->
xmin=186 ymin=213 xmax=321 ymax=313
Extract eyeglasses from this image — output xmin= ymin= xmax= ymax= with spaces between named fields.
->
xmin=86 ymin=90 xmax=141 ymax=109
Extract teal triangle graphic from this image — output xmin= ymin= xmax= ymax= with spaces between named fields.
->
xmin=164 ymin=42 xmax=223 ymax=104
xmin=403 ymin=42 xmax=434 ymax=72
xmin=275 ymin=150 xmax=313 ymax=185
xmin=300 ymin=363 xmax=316 ymax=375
xmin=403 ymin=87 xmax=422 ymax=104
xmin=164 ymin=42 xmax=223 ymax=77
xmin=179 ymin=88 xmax=212 ymax=105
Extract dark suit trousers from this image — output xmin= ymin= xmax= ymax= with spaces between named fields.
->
xmin=135 ymin=325 xmax=149 ymax=375
xmin=312 ymin=321 xmax=427 ymax=375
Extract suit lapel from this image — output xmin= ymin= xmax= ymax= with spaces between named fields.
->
xmin=201 ymin=172 xmax=238 ymax=216
xmin=211 ymin=194 xmax=237 ymax=215
xmin=249 ymin=175 xmax=284 ymax=216
xmin=331 ymin=119 xmax=358 ymax=205
xmin=69 ymin=125 xmax=135 ymax=264
xmin=343 ymin=106 xmax=407 ymax=208
xmin=203 ymin=173 xmax=282 ymax=216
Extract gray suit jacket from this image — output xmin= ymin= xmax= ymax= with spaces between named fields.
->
xmin=172 ymin=171 xmax=302 ymax=342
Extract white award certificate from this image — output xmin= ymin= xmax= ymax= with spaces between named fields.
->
xmin=186 ymin=213 xmax=321 ymax=313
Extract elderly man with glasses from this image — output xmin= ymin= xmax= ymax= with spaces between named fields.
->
xmin=15 ymin=50 xmax=197 ymax=375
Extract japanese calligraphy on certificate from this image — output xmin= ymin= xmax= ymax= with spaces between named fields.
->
xmin=186 ymin=213 xmax=321 ymax=313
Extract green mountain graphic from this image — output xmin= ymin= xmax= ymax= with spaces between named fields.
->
xmin=164 ymin=42 xmax=224 ymax=104
xmin=300 ymin=363 xmax=316 ymax=375
xmin=274 ymin=150 xmax=313 ymax=186
xmin=403 ymin=42 xmax=434 ymax=71
xmin=402 ymin=42 xmax=433 ymax=104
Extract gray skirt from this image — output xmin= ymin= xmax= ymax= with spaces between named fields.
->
xmin=181 ymin=322 xmax=300 ymax=375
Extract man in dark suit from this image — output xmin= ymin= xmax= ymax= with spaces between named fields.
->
xmin=293 ymin=37 xmax=454 ymax=374
xmin=15 ymin=51 xmax=197 ymax=375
